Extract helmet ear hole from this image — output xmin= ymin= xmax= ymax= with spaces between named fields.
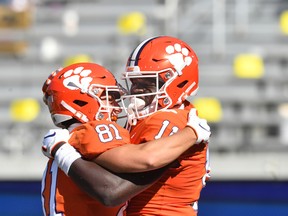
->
xmin=177 ymin=80 xmax=188 ymax=88
xmin=73 ymin=100 xmax=88 ymax=107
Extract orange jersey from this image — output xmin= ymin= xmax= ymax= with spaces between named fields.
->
xmin=69 ymin=120 xmax=131 ymax=160
xmin=126 ymin=107 xmax=210 ymax=216
xmin=41 ymin=120 xmax=131 ymax=216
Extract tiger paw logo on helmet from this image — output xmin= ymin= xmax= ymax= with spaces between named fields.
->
xmin=165 ymin=43 xmax=192 ymax=75
xmin=63 ymin=66 xmax=93 ymax=92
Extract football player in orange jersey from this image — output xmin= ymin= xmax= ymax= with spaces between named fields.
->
xmin=41 ymin=61 xmax=211 ymax=216
xmin=120 ymin=36 xmax=211 ymax=216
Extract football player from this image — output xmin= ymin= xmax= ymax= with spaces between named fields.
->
xmin=121 ymin=36 xmax=211 ymax=216
xmin=41 ymin=62 xmax=211 ymax=216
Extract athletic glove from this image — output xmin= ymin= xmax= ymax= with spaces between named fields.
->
xmin=186 ymin=108 xmax=211 ymax=144
xmin=42 ymin=129 xmax=70 ymax=158
xmin=42 ymin=129 xmax=81 ymax=175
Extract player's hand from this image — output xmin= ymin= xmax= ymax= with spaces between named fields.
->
xmin=42 ymin=129 xmax=70 ymax=158
xmin=186 ymin=108 xmax=211 ymax=144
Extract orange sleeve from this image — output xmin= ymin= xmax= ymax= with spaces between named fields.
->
xmin=69 ymin=120 xmax=131 ymax=160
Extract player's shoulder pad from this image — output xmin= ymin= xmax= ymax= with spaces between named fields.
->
xmin=147 ymin=108 xmax=188 ymax=122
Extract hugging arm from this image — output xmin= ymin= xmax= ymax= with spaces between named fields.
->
xmin=44 ymin=141 xmax=168 ymax=206
xmin=95 ymin=109 xmax=211 ymax=172
xmin=68 ymin=157 xmax=169 ymax=206
xmin=95 ymin=126 xmax=196 ymax=172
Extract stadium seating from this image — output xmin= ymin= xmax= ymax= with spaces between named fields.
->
xmin=1 ymin=0 xmax=288 ymax=180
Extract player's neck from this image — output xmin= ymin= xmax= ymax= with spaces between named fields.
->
xmin=67 ymin=123 xmax=82 ymax=132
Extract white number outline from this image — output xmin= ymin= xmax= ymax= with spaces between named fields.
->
xmin=95 ymin=124 xmax=123 ymax=143
xmin=154 ymin=120 xmax=179 ymax=140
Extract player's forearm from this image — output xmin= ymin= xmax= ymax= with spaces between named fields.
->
xmin=129 ymin=126 xmax=197 ymax=171
xmin=68 ymin=158 xmax=121 ymax=206
xmin=140 ymin=126 xmax=197 ymax=167
xmin=68 ymin=158 xmax=166 ymax=206
xmin=68 ymin=158 xmax=138 ymax=206
xmin=95 ymin=126 xmax=196 ymax=173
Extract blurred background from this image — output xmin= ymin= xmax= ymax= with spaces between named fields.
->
xmin=0 ymin=0 xmax=288 ymax=215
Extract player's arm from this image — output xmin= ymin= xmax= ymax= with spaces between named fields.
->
xmin=95 ymin=109 xmax=210 ymax=172
xmin=68 ymin=157 xmax=169 ymax=206
xmin=95 ymin=126 xmax=195 ymax=172
xmin=43 ymin=139 xmax=169 ymax=207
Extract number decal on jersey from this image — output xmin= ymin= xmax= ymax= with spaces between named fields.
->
xmin=154 ymin=120 xmax=179 ymax=139
xmin=95 ymin=124 xmax=123 ymax=143
xmin=41 ymin=161 xmax=63 ymax=216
